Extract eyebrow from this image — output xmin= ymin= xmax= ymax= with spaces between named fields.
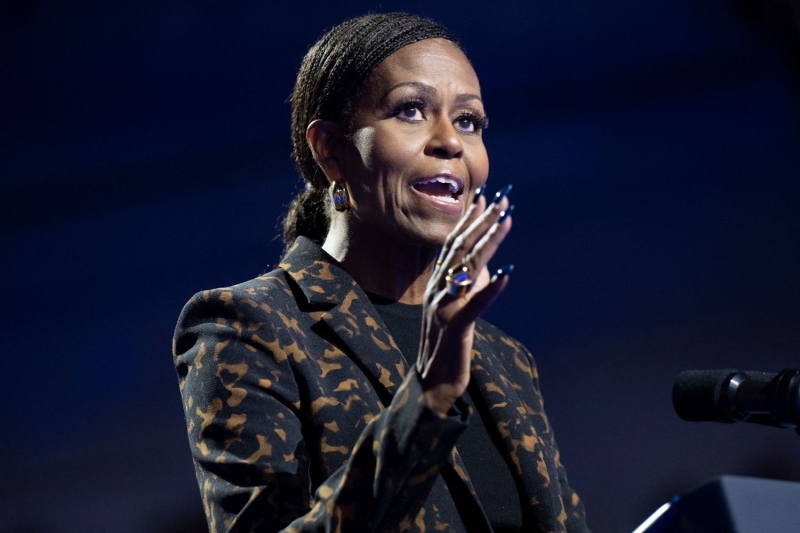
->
xmin=381 ymin=81 xmax=483 ymax=105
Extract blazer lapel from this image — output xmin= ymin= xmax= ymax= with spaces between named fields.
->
xmin=470 ymin=324 xmax=569 ymax=531
xmin=279 ymin=237 xmax=409 ymax=405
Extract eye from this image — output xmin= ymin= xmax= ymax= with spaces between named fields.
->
xmin=394 ymin=100 xmax=427 ymax=122
xmin=400 ymin=106 xmax=424 ymax=120
xmin=454 ymin=112 xmax=488 ymax=134
xmin=455 ymin=116 xmax=476 ymax=133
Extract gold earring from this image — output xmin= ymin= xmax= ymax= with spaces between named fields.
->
xmin=333 ymin=181 xmax=350 ymax=211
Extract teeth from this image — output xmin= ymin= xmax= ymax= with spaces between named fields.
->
xmin=415 ymin=176 xmax=462 ymax=194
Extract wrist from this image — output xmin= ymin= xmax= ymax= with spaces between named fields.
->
xmin=422 ymin=383 xmax=462 ymax=416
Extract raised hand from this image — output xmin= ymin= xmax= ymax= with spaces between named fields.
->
xmin=417 ymin=185 xmax=514 ymax=414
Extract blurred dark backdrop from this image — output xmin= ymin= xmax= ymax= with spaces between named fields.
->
xmin=2 ymin=2 xmax=799 ymax=532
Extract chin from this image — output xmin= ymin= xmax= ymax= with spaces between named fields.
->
xmin=363 ymin=210 xmax=459 ymax=250
xmin=399 ymin=221 xmax=455 ymax=249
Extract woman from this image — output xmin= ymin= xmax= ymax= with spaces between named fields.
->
xmin=174 ymin=13 xmax=589 ymax=533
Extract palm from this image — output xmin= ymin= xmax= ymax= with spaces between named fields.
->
xmin=417 ymin=192 xmax=513 ymax=414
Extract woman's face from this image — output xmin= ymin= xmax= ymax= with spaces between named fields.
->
xmin=339 ymin=38 xmax=489 ymax=248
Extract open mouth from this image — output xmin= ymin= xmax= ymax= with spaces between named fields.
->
xmin=411 ymin=176 xmax=463 ymax=205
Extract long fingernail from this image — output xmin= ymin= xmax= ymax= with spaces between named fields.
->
xmin=491 ymin=184 xmax=513 ymax=204
xmin=498 ymin=204 xmax=514 ymax=223
xmin=491 ymin=264 xmax=514 ymax=283
xmin=471 ymin=184 xmax=486 ymax=204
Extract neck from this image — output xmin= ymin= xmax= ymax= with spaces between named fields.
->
xmin=322 ymin=216 xmax=436 ymax=305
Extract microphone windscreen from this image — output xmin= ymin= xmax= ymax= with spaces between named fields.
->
xmin=672 ymin=369 xmax=739 ymax=422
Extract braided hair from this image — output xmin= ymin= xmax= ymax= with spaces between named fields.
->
xmin=283 ymin=12 xmax=460 ymax=251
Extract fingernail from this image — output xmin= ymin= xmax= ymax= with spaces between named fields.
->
xmin=491 ymin=184 xmax=513 ymax=204
xmin=498 ymin=204 xmax=514 ymax=223
xmin=471 ymin=184 xmax=486 ymax=204
xmin=491 ymin=264 xmax=514 ymax=283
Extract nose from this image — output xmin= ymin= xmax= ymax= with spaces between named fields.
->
xmin=424 ymin=116 xmax=463 ymax=159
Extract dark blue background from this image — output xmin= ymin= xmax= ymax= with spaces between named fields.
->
xmin=2 ymin=2 xmax=799 ymax=532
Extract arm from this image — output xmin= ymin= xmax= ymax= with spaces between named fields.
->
xmin=173 ymin=285 xmax=468 ymax=533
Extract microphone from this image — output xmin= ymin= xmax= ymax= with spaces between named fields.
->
xmin=672 ymin=368 xmax=800 ymax=429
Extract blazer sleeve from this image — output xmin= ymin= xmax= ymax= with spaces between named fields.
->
xmin=173 ymin=285 xmax=468 ymax=533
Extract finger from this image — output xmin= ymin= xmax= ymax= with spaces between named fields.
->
xmin=462 ymin=206 xmax=513 ymax=276
xmin=439 ymin=185 xmax=511 ymax=274
xmin=439 ymin=201 xmax=512 ymax=294
xmin=451 ymin=264 xmax=513 ymax=327
xmin=436 ymin=187 xmax=487 ymax=274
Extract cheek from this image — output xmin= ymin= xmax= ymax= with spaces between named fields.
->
xmin=350 ymin=127 xmax=377 ymax=169
xmin=468 ymin=144 xmax=490 ymax=183
xmin=361 ymin=128 xmax=421 ymax=174
xmin=347 ymin=128 xmax=417 ymax=209
xmin=350 ymin=129 xmax=410 ymax=182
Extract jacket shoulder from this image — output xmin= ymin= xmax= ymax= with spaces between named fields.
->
xmin=172 ymin=268 xmax=297 ymax=352
xmin=184 ymin=267 xmax=293 ymax=310
xmin=180 ymin=267 xmax=298 ymax=317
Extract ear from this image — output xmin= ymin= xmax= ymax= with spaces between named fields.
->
xmin=306 ymin=119 xmax=346 ymax=184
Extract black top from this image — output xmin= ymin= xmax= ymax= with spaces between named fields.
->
xmin=367 ymin=293 xmax=523 ymax=533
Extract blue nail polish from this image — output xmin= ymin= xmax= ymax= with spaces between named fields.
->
xmin=491 ymin=264 xmax=514 ymax=283
xmin=491 ymin=184 xmax=513 ymax=204
xmin=498 ymin=204 xmax=514 ymax=223
xmin=472 ymin=184 xmax=486 ymax=204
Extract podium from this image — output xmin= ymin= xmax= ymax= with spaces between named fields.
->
xmin=633 ymin=476 xmax=800 ymax=533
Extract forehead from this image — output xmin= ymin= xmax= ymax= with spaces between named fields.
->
xmin=366 ymin=38 xmax=481 ymax=97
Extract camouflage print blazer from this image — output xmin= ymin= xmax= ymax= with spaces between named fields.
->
xmin=173 ymin=236 xmax=589 ymax=533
